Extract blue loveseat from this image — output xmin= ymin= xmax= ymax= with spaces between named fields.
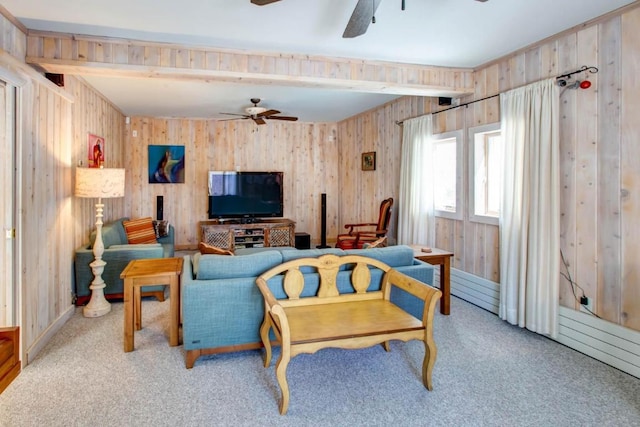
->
xmin=73 ymin=217 xmax=175 ymax=305
xmin=181 ymin=245 xmax=435 ymax=368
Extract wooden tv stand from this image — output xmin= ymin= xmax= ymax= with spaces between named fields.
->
xmin=200 ymin=218 xmax=295 ymax=251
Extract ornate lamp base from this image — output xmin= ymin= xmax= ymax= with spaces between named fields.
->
xmin=83 ymin=201 xmax=112 ymax=318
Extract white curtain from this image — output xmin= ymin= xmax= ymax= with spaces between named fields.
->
xmin=499 ymin=78 xmax=560 ymax=338
xmin=397 ymin=115 xmax=435 ymax=247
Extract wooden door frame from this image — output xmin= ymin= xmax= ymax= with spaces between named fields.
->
xmin=0 ymin=64 xmax=25 ymax=363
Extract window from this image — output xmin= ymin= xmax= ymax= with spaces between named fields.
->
xmin=469 ymin=123 xmax=503 ymax=225
xmin=431 ymin=130 xmax=463 ymax=220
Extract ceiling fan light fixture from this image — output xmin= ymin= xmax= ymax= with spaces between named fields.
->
xmin=246 ymin=106 xmax=267 ymax=115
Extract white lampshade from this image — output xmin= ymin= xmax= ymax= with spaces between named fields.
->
xmin=75 ymin=168 xmax=125 ymax=199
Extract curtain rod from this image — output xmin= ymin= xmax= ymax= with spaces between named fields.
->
xmin=395 ymin=94 xmax=498 ymax=126
xmin=395 ymin=65 xmax=598 ymax=126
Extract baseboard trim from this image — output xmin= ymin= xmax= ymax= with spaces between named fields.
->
xmin=556 ymin=307 xmax=640 ymax=378
xmin=441 ymin=268 xmax=500 ymax=314
xmin=26 ymin=305 xmax=75 ymax=365
xmin=447 ymin=268 xmax=640 ymax=379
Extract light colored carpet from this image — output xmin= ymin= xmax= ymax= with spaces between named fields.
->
xmin=1 ymin=296 xmax=639 ymax=426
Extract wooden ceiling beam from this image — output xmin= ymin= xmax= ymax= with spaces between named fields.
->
xmin=26 ymin=31 xmax=475 ymax=98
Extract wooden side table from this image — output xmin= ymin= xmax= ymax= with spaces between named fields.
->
xmin=410 ymin=246 xmax=453 ymax=315
xmin=120 ymin=257 xmax=183 ymax=352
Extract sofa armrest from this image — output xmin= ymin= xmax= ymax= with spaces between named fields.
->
xmin=74 ymin=244 xmax=166 ymax=299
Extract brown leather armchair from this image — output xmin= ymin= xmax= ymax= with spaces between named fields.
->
xmin=335 ymin=198 xmax=393 ymax=249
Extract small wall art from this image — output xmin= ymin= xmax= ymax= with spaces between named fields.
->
xmin=88 ymin=133 xmax=105 ymax=168
xmin=148 ymin=145 xmax=185 ymax=184
xmin=362 ymin=151 xmax=376 ymax=171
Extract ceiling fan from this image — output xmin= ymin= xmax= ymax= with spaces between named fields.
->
xmin=251 ymin=0 xmax=488 ymax=38
xmin=220 ymin=98 xmax=298 ymax=125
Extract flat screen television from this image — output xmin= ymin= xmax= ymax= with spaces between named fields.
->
xmin=208 ymin=171 xmax=284 ymax=220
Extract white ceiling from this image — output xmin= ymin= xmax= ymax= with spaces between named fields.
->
xmin=3 ymin=0 xmax=636 ymax=122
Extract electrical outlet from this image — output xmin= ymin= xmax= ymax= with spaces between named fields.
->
xmin=580 ymin=296 xmax=594 ymax=314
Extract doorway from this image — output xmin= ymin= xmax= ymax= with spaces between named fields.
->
xmin=0 ymin=76 xmax=19 ymax=331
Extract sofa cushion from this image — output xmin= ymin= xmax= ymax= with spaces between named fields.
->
xmin=152 ymin=220 xmax=170 ymax=238
xmin=362 ymin=236 xmax=387 ymax=249
xmin=123 ymin=217 xmax=158 ymax=244
xmin=344 ymin=245 xmax=415 ymax=267
xmin=89 ymin=217 xmax=129 ymax=249
xmin=199 ymin=242 xmax=234 ymax=256
xmin=196 ymin=250 xmax=283 ymax=280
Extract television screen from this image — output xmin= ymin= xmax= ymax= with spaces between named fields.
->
xmin=208 ymin=171 xmax=283 ymax=219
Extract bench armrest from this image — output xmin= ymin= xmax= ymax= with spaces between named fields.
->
xmin=384 ymin=269 xmax=442 ymax=325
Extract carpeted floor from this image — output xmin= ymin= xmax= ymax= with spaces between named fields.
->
xmin=1 ymin=296 xmax=639 ymax=427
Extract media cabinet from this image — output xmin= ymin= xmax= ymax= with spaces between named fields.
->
xmin=200 ymin=219 xmax=295 ymax=251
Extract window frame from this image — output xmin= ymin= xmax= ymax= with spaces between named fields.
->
xmin=431 ymin=129 xmax=463 ymax=221
xmin=468 ymin=122 xmax=501 ymax=226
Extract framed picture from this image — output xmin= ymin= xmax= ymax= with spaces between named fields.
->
xmin=148 ymin=145 xmax=185 ymax=184
xmin=362 ymin=151 xmax=376 ymax=171
xmin=88 ymin=133 xmax=105 ymax=168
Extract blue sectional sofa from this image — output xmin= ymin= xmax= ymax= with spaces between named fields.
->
xmin=181 ymin=245 xmax=435 ymax=368
xmin=74 ymin=217 xmax=175 ymax=305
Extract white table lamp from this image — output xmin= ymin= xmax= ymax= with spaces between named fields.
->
xmin=75 ymin=167 xmax=126 ymax=317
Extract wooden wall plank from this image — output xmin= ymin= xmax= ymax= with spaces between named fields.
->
xmin=620 ymin=7 xmax=640 ymax=330
xmin=557 ymin=31 xmax=579 ymax=309
xmin=597 ymin=17 xmax=622 ymax=323
xmin=574 ymin=26 xmax=599 ymax=312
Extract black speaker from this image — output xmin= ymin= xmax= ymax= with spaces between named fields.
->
xmin=317 ymin=193 xmax=330 ymax=249
xmin=295 ymin=233 xmax=311 ymax=250
xmin=157 ymin=196 xmax=164 ymax=220
xmin=45 ymin=73 xmax=64 ymax=87
xmin=438 ymin=97 xmax=452 ymax=106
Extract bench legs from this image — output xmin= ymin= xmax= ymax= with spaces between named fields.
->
xmin=259 ymin=318 xmax=272 ymax=367
xmin=260 ymin=312 xmax=292 ymax=415
xmin=275 ymin=348 xmax=291 ymax=415
xmin=422 ymin=335 xmax=437 ymax=390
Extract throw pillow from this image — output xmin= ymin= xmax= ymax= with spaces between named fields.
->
xmin=199 ymin=242 xmax=234 ymax=256
xmin=363 ymin=236 xmax=387 ymax=249
xmin=123 ymin=217 xmax=158 ymax=244
xmin=152 ymin=220 xmax=170 ymax=238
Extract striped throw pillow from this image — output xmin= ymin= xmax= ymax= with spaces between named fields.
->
xmin=123 ymin=217 xmax=158 ymax=244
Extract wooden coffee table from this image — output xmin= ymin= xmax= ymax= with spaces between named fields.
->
xmin=120 ymin=257 xmax=183 ymax=352
xmin=410 ymin=245 xmax=453 ymax=315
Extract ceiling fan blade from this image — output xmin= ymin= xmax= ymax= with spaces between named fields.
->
xmin=218 ymin=117 xmax=249 ymax=122
xmin=220 ymin=112 xmax=250 ymax=117
xmin=257 ymin=109 xmax=281 ymax=118
xmin=251 ymin=0 xmax=281 ymax=5
xmin=343 ymin=0 xmax=382 ymax=38
xmin=267 ymin=116 xmax=298 ymax=122
xmin=252 ymin=117 xmax=267 ymax=125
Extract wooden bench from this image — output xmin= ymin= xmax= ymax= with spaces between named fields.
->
xmin=255 ymin=254 xmax=442 ymax=415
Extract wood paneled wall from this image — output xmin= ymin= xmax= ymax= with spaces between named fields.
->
xmin=473 ymin=6 xmax=640 ymax=329
xmin=15 ymin=71 xmax=125 ymax=358
xmin=338 ymin=97 xmax=428 ymax=242
xmin=0 ymin=6 xmax=27 ymax=60
xmin=338 ymin=4 xmax=640 ymax=331
xmin=67 ymin=76 xmax=126 ymax=250
xmin=1 ymin=3 xmax=126 ymax=358
xmin=125 ymin=118 xmax=338 ymax=248
xmin=19 ymin=74 xmax=74 ymax=351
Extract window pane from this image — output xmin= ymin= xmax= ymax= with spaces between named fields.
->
xmin=486 ymin=134 xmax=502 ymax=216
xmin=433 ymin=138 xmax=457 ymax=212
xmin=474 ymin=134 xmax=487 ymax=216
xmin=471 ymin=127 xmax=502 ymax=221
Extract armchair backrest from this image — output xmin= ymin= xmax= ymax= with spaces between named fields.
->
xmin=376 ymin=198 xmax=394 ymax=236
